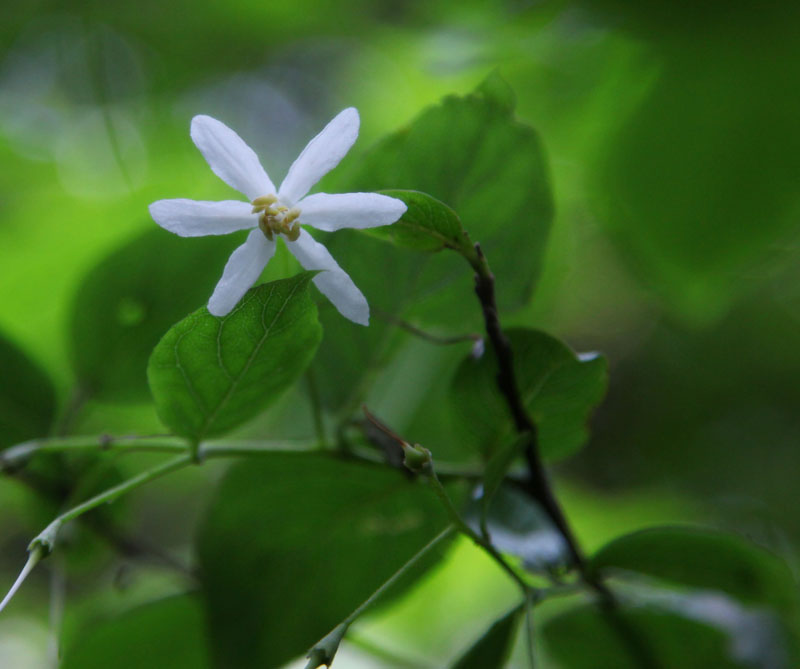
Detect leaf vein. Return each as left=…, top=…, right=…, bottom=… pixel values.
left=197, top=280, right=304, bottom=439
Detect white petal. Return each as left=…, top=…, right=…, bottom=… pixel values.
left=191, top=115, right=276, bottom=201
left=288, top=229, right=368, bottom=325
left=149, top=199, right=256, bottom=237
left=208, top=229, right=276, bottom=317
left=278, top=108, right=359, bottom=205
left=297, top=192, right=407, bottom=232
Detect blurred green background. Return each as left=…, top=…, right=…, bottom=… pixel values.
left=1, top=0, right=799, bottom=666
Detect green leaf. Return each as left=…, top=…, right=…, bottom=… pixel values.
left=70, top=227, right=242, bottom=401
left=0, top=331, right=125, bottom=537
left=592, top=34, right=800, bottom=324
left=0, top=332, right=56, bottom=449
left=450, top=328, right=608, bottom=461
left=197, top=453, right=451, bottom=668
left=589, top=526, right=799, bottom=613
left=308, top=229, right=420, bottom=414
left=541, top=603, right=745, bottom=669
left=451, top=604, right=522, bottom=669
left=469, top=484, right=569, bottom=572
left=367, top=190, right=472, bottom=255
left=147, top=273, right=322, bottom=440
left=330, top=75, right=554, bottom=321
left=474, top=70, right=516, bottom=114
left=306, top=191, right=472, bottom=416
left=61, top=595, right=210, bottom=669
left=308, top=76, right=554, bottom=414
left=481, top=433, right=529, bottom=517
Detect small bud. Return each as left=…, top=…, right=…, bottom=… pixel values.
left=305, top=622, right=347, bottom=669
left=402, top=442, right=432, bottom=473
left=305, top=648, right=329, bottom=669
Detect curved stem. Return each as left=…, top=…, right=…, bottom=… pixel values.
left=1, top=435, right=486, bottom=481
left=426, top=467, right=532, bottom=597
left=468, top=243, right=586, bottom=570
left=305, top=367, right=328, bottom=448
left=372, top=306, right=481, bottom=346
left=29, top=454, right=192, bottom=557
left=0, top=546, right=44, bottom=614
left=0, top=454, right=193, bottom=616
left=0, top=435, right=188, bottom=471
left=305, top=526, right=455, bottom=669
left=523, top=594, right=536, bottom=669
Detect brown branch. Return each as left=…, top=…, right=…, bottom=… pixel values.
left=468, top=243, right=659, bottom=669
left=470, top=243, right=585, bottom=569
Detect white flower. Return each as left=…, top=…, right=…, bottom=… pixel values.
left=149, top=108, right=406, bottom=325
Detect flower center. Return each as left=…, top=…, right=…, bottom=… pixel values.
left=252, top=195, right=301, bottom=242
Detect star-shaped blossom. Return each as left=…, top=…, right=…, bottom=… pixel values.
left=149, top=108, right=406, bottom=325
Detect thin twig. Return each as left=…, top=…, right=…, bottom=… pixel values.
left=305, top=526, right=455, bottom=669
left=362, top=406, right=533, bottom=598
left=372, top=306, right=481, bottom=346
left=0, top=434, right=485, bottom=483
left=0, top=435, right=187, bottom=471
left=523, top=594, right=536, bottom=669
left=53, top=385, right=90, bottom=439
left=29, top=455, right=193, bottom=556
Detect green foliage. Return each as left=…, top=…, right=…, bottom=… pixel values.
left=592, top=24, right=800, bottom=322
left=2, top=7, right=800, bottom=666
left=577, top=296, right=800, bottom=536
left=481, top=433, right=529, bottom=519
left=451, top=604, right=522, bottom=668
left=474, top=71, right=516, bottom=114
left=542, top=604, right=745, bottom=669
left=369, top=189, right=472, bottom=255
left=0, top=332, right=56, bottom=448
left=329, top=75, right=554, bottom=323
left=147, top=273, right=322, bottom=440
left=307, top=190, right=473, bottom=416
left=473, top=484, right=568, bottom=572
left=70, top=228, right=241, bottom=401
left=310, top=76, right=556, bottom=418
left=196, top=453, right=450, bottom=668
left=61, top=595, right=210, bottom=669
left=590, top=526, right=799, bottom=613
left=307, top=229, right=418, bottom=413
left=450, top=328, right=608, bottom=461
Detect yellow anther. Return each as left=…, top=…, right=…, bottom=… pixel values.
left=251, top=194, right=278, bottom=213
left=254, top=196, right=302, bottom=242
left=252, top=194, right=277, bottom=206
left=285, top=221, right=301, bottom=241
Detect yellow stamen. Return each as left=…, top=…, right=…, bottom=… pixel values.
left=251, top=194, right=278, bottom=213
left=285, top=221, right=301, bottom=241
left=253, top=195, right=302, bottom=242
